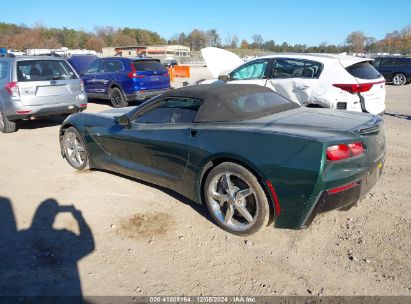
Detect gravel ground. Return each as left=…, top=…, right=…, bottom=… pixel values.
left=0, top=67, right=410, bottom=296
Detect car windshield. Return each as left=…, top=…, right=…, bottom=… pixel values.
left=17, top=60, right=77, bottom=82
left=68, top=56, right=98, bottom=74
left=133, top=60, right=166, bottom=71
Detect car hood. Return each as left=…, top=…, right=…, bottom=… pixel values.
left=201, top=47, right=244, bottom=78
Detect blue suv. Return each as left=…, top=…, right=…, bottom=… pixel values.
left=79, top=57, right=171, bottom=107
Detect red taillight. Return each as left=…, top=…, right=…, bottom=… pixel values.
left=348, top=142, right=365, bottom=156
left=80, top=104, right=87, bottom=107
left=80, top=79, right=84, bottom=91
left=326, top=144, right=351, bottom=161
left=16, top=110, right=32, bottom=114
left=163, top=73, right=169, bottom=77
left=128, top=64, right=145, bottom=78
left=128, top=64, right=137, bottom=78
left=326, top=142, right=365, bottom=161
left=333, top=80, right=385, bottom=94
left=5, top=82, right=19, bottom=97
left=328, top=182, right=359, bottom=194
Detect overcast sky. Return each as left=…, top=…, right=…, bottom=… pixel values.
left=1, top=0, right=409, bottom=45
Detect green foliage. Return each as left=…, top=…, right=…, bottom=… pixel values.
left=0, top=23, right=167, bottom=51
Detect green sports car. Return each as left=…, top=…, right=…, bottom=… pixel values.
left=59, top=84, right=385, bottom=235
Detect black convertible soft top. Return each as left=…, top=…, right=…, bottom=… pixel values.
left=162, top=84, right=299, bottom=123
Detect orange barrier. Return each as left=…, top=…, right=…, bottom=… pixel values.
left=166, top=67, right=174, bottom=82
left=173, top=65, right=191, bottom=78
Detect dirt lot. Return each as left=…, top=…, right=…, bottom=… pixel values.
left=0, top=67, right=410, bottom=296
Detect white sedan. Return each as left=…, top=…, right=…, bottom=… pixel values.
left=199, top=48, right=386, bottom=115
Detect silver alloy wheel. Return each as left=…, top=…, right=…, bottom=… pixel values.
left=0, top=110, right=4, bottom=130
left=393, top=74, right=406, bottom=86
left=63, top=131, right=86, bottom=168
left=207, top=172, right=258, bottom=231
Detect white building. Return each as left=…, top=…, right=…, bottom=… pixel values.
left=25, top=47, right=99, bottom=57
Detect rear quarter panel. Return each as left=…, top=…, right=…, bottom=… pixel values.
left=183, top=127, right=325, bottom=229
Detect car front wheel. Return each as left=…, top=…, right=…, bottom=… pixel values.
left=62, top=127, right=89, bottom=170
left=392, top=73, right=407, bottom=86
left=204, top=162, right=271, bottom=236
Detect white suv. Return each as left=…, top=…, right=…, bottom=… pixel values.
left=200, top=48, right=386, bottom=115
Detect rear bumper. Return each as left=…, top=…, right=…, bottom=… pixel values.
left=125, top=88, right=171, bottom=101
left=6, top=103, right=87, bottom=120
left=302, top=158, right=384, bottom=228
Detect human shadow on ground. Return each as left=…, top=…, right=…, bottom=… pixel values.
left=0, top=197, right=94, bottom=303
left=384, top=112, right=411, bottom=121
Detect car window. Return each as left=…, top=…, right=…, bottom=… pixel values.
left=230, top=60, right=268, bottom=80
left=302, top=60, right=322, bottom=78
left=17, top=60, right=77, bottom=82
left=133, top=60, right=166, bottom=71
left=346, top=62, right=381, bottom=80
left=100, top=60, right=124, bottom=73
left=372, top=58, right=381, bottom=67
left=87, top=60, right=100, bottom=73
left=380, top=58, right=396, bottom=66
left=393, top=58, right=405, bottom=65
left=0, top=61, right=8, bottom=80
left=134, top=98, right=202, bottom=124
left=271, top=59, right=306, bottom=78
left=232, top=92, right=291, bottom=113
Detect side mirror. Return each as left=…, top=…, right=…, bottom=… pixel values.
left=218, top=74, right=230, bottom=82
left=114, top=114, right=131, bottom=128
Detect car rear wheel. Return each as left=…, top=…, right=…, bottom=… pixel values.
left=392, top=73, right=407, bottom=86
left=204, top=162, right=270, bottom=236
left=110, top=87, right=128, bottom=108
left=62, top=127, right=89, bottom=170
left=0, top=108, right=17, bottom=133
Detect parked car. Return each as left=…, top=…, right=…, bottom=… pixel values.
left=67, top=54, right=99, bottom=75
left=59, top=84, right=385, bottom=235
left=0, top=56, right=87, bottom=133
left=200, top=48, right=386, bottom=115
left=372, top=56, right=411, bottom=86
left=163, top=58, right=178, bottom=68
left=81, top=57, right=171, bottom=108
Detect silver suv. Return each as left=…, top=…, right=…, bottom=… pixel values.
left=0, top=56, right=87, bottom=133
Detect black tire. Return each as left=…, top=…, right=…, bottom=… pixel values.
left=392, top=73, right=407, bottom=86
left=109, top=87, right=128, bottom=108
left=61, top=127, right=90, bottom=170
left=203, top=162, right=270, bottom=236
left=0, top=107, right=17, bottom=133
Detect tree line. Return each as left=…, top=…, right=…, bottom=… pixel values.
left=1, top=22, right=410, bottom=55
left=0, top=23, right=166, bottom=52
